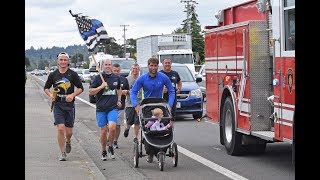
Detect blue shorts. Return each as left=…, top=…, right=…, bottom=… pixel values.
left=96, top=109, right=118, bottom=128
left=53, top=102, right=75, bottom=128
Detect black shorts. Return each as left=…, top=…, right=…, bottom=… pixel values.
left=53, top=102, right=75, bottom=128
left=125, top=107, right=140, bottom=125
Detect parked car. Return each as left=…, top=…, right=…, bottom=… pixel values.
left=111, top=58, right=136, bottom=77
left=194, top=64, right=203, bottom=76
left=88, top=58, right=136, bottom=103
left=195, top=64, right=206, bottom=98
left=49, top=66, right=58, bottom=74
left=138, top=63, right=204, bottom=120
left=74, top=68, right=83, bottom=76
left=80, top=69, right=91, bottom=83
left=34, top=70, right=43, bottom=76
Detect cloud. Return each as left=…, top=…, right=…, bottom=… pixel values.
left=25, top=0, right=248, bottom=50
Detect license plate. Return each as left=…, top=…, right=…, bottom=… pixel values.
left=176, top=102, right=181, bottom=108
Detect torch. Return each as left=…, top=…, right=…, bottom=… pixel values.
left=50, top=88, right=60, bottom=112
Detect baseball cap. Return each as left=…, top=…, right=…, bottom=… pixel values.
left=57, top=52, right=69, bottom=59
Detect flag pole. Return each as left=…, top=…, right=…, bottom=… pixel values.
left=91, top=52, right=106, bottom=83
left=69, top=10, right=108, bottom=87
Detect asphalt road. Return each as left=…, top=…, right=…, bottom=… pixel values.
left=30, top=73, right=295, bottom=180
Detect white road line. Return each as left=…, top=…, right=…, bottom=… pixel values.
left=205, top=120, right=219, bottom=126
left=75, top=97, right=96, bottom=108
left=37, top=75, right=248, bottom=180
left=178, top=145, right=249, bottom=180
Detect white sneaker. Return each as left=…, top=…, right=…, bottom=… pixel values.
left=108, top=147, right=115, bottom=159
left=101, top=150, right=107, bottom=161
left=59, top=152, right=67, bottom=161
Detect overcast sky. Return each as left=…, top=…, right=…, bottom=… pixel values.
left=25, top=0, right=248, bottom=50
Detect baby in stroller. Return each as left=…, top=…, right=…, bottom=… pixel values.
left=145, top=108, right=171, bottom=131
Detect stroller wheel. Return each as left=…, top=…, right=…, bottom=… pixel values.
left=171, top=142, right=178, bottom=167
left=158, top=152, right=165, bottom=171
left=133, top=141, right=139, bottom=168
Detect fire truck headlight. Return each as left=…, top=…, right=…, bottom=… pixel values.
left=190, top=89, right=202, bottom=98
left=273, top=78, right=279, bottom=86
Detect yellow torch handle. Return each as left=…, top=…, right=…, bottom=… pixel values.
left=50, top=88, right=60, bottom=112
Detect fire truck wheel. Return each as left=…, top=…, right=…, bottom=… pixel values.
left=221, top=97, right=242, bottom=155
left=220, top=126, right=225, bottom=145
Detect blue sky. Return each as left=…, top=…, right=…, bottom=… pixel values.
left=25, top=0, right=247, bottom=50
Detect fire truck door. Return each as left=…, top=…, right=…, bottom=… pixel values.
left=217, top=29, right=237, bottom=120
left=205, top=32, right=219, bottom=122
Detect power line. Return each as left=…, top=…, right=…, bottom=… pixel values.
left=120, top=24, right=129, bottom=58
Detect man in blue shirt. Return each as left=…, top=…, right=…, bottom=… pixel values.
left=130, top=57, right=175, bottom=163
left=130, top=57, right=175, bottom=113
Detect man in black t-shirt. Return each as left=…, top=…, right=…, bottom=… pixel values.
left=160, top=58, right=182, bottom=121
left=112, top=63, right=129, bottom=149
left=89, top=59, right=122, bottom=161
left=44, top=52, right=84, bottom=161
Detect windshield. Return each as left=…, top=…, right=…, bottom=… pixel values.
left=195, top=65, right=202, bottom=73
left=159, top=54, right=193, bottom=64
left=140, top=65, right=195, bottom=82
left=83, top=69, right=90, bottom=74
left=75, top=69, right=83, bottom=74
left=112, top=59, right=135, bottom=69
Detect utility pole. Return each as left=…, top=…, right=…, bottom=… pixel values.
left=120, top=24, right=129, bottom=58
left=180, top=0, right=198, bottom=34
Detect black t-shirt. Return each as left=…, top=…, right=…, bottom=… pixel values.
left=159, top=70, right=181, bottom=101
left=44, top=69, right=84, bottom=103
left=119, top=75, right=129, bottom=110
left=90, top=72, right=121, bottom=112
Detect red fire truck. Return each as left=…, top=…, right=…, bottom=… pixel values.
left=204, top=0, right=295, bottom=157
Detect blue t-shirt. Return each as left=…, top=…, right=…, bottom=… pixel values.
left=90, top=72, right=121, bottom=112
left=130, top=72, right=175, bottom=107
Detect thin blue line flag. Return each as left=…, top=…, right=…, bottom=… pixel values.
left=70, top=10, right=110, bottom=52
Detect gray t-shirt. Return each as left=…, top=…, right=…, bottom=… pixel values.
left=125, top=75, right=142, bottom=107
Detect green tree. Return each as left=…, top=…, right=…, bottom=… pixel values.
left=176, top=4, right=204, bottom=64
left=126, top=38, right=137, bottom=59
left=25, top=56, right=30, bottom=67
left=105, top=38, right=122, bottom=57
left=38, top=60, right=49, bottom=70
left=82, top=60, right=90, bottom=69
left=173, top=27, right=185, bottom=34
left=70, top=53, right=84, bottom=64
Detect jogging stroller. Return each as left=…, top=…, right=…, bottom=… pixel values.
left=133, top=98, right=178, bottom=171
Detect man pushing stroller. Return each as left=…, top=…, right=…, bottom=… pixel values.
left=130, top=57, right=175, bottom=163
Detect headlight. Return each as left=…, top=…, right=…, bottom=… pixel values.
left=190, top=89, right=202, bottom=98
